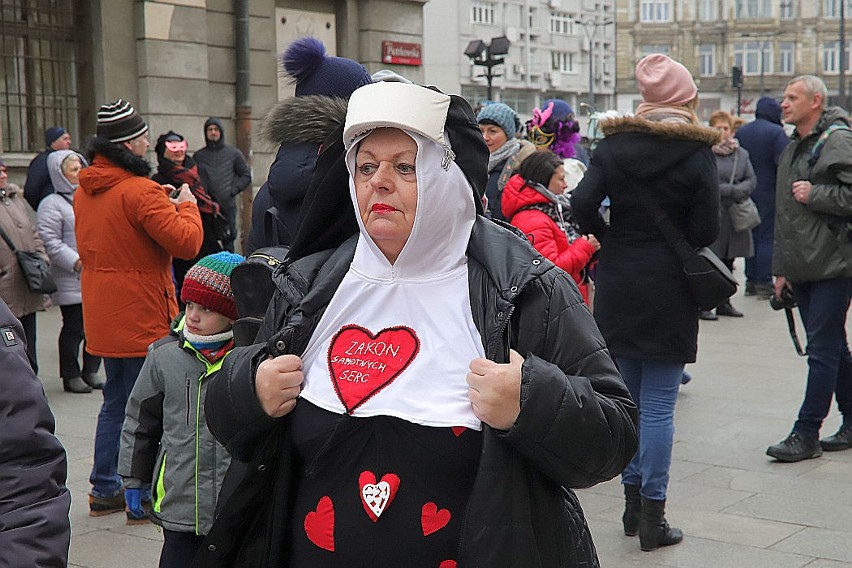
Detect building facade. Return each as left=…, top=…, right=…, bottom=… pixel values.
left=424, top=0, right=617, bottom=122
left=616, top=1, right=851, bottom=121
left=0, top=0, right=428, bottom=251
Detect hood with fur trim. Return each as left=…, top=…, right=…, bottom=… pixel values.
left=599, top=116, right=721, bottom=180
left=83, top=135, right=152, bottom=180
left=258, top=95, right=349, bottom=149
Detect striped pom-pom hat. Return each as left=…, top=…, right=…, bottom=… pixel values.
left=180, top=252, right=245, bottom=320
left=96, top=99, right=148, bottom=143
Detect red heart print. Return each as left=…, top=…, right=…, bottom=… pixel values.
left=451, top=426, right=467, bottom=437
left=359, top=470, right=401, bottom=522
left=328, top=324, right=420, bottom=413
left=421, top=502, right=451, bottom=536
left=439, top=561, right=457, bottom=568
left=304, top=496, right=334, bottom=552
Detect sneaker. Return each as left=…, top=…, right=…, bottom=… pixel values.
left=820, top=423, right=852, bottom=452
left=766, top=432, right=823, bottom=462
left=126, top=507, right=151, bottom=525
left=89, top=492, right=125, bottom=517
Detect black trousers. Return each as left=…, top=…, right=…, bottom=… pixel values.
left=19, top=311, right=37, bottom=374
left=58, top=303, right=101, bottom=379
left=160, top=530, right=205, bottom=568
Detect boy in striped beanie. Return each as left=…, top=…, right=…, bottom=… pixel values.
left=118, top=251, right=244, bottom=564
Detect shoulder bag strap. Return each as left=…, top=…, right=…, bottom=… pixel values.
left=604, top=145, right=696, bottom=264
left=729, top=151, right=738, bottom=186
left=0, top=224, right=17, bottom=252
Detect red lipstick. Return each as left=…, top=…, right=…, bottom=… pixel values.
left=371, top=203, right=397, bottom=213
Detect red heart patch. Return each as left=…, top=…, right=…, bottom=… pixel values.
left=328, top=324, right=420, bottom=413
left=439, top=561, right=457, bottom=568
left=304, top=496, right=334, bottom=552
left=359, top=470, right=401, bottom=522
left=451, top=426, right=467, bottom=437
left=421, top=502, right=451, bottom=536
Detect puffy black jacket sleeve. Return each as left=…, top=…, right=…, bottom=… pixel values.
left=499, top=268, right=637, bottom=488
left=0, top=300, right=71, bottom=567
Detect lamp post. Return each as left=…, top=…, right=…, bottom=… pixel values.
left=464, top=36, right=511, bottom=101
left=840, top=0, right=846, bottom=108
left=574, top=17, right=613, bottom=107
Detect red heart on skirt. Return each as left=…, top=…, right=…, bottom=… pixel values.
left=421, top=502, right=452, bottom=536
left=359, top=470, right=401, bottom=522
left=439, top=561, right=458, bottom=568
left=451, top=426, right=467, bottom=437
left=328, top=324, right=420, bottom=413
left=304, top=496, right=334, bottom=552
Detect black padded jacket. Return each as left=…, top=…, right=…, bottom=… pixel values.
left=195, top=217, right=638, bottom=568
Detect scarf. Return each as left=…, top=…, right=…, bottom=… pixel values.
left=297, top=131, right=485, bottom=430
left=634, top=102, right=698, bottom=125
left=155, top=156, right=221, bottom=216
left=712, top=136, right=739, bottom=156
left=487, top=138, right=520, bottom=173
left=183, top=328, right=234, bottom=363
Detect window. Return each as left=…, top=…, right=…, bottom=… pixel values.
left=528, top=7, right=537, bottom=28
left=1, top=1, right=80, bottom=153
left=699, top=44, right=715, bottom=76
left=733, top=41, right=772, bottom=75
left=736, top=0, right=772, bottom=18
left=471, top=2, right=495, bottom=24
left=640, top=44, right=671, bottom=58
left=461, top=84, right=490, bottom=108
left=500, top=90, right=533, bottom=114
left=824, top=0, right=852, bottom=18
left=779, top=42, right=795, bottom=74
left=550, top=12, right=574, bottom=35
left=698, top=0, right=717, bottom=21
left=780, top=0, right=795, bottom=19
left=822, top=41, right=852, bottom=73
left=552, top=51, right=576, bottom=73
left=640, top=1, right=671, bottom=22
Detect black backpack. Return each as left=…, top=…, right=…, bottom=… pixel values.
left=229, top=246, right=289, bottom=346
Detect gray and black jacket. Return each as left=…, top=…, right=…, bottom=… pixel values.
left=774, top=107, right=852, bottom=282
left=119, top=318, right=232, bottom=535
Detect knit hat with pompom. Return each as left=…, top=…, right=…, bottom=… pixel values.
left=283, top=36, right=372, bottom=99
left=180, top=252, right=245, bottom=320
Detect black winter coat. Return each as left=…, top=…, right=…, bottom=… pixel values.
left=572, top=117, right=720, bottom=363
left=195, top=217, right=638, bottom=568
left=0, top=299, right=71, bottom=567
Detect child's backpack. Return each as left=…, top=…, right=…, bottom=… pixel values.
left=230, top=246, right=289, bottom=346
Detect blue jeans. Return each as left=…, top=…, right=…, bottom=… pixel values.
left=90, top=356, right=145, bottom=497
left=745, top=199, right=775, bottom=286
left=617, top=358, right=683, bottom=501
left=791, top=278, right=852, bottom=438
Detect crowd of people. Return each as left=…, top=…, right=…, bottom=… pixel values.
left=3, top=34, right=852, bottom=567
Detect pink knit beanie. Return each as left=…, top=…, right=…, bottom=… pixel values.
left=635, top=54, right=697, bottom=106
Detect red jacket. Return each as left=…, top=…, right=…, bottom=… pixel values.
left=75, top=155, right=203, bottom=357
left=501, top=174, right=595, bottom=302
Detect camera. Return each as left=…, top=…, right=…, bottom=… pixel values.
left=169, top=186, right=182, bottom=199
left=769, top=287, right=796, bottom=311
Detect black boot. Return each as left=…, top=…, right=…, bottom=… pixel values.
left=622, top=484, right=641, bottom=536
left=639, top=497, right=683, bottom=551
left=82, top=372, right=104, bottom=389
left=63, top=376, right=93, bottom=394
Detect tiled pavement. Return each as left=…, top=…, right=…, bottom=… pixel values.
left=36, top=265, right=851, bottom=567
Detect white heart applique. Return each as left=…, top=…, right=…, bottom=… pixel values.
left=358, top=471, right=400, bottom=522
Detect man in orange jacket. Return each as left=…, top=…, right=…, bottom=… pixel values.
left=75, top=99, right=203, bottom=516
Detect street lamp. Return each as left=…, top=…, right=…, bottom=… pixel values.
left=464, top=36, right=511, bottom=101
left=574, top=17, right=613, bottom=107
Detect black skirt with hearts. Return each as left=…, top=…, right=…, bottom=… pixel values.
left=288, top=400, right=482, bottom=568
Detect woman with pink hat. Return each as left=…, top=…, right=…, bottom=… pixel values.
left=572, top=53, right=722, bottom=551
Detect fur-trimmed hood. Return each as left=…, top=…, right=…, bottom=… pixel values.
left=601, top=115, right=721, bottom=146
left=598, top=115, right=721, bottom=181
left=258, top=95, right=349, bottom=148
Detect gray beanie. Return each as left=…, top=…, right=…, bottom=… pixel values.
left=477, top=102, right=519, bottom=139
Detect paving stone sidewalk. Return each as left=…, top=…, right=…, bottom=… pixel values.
left=35, top=272, right=851, bottom=567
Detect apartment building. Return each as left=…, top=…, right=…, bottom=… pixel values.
left=424, top=0, right=617, bottom=121
left=616, top=1, right=851, bottom=120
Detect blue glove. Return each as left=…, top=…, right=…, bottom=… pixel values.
left=124, top=488, right=145, bottom=517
